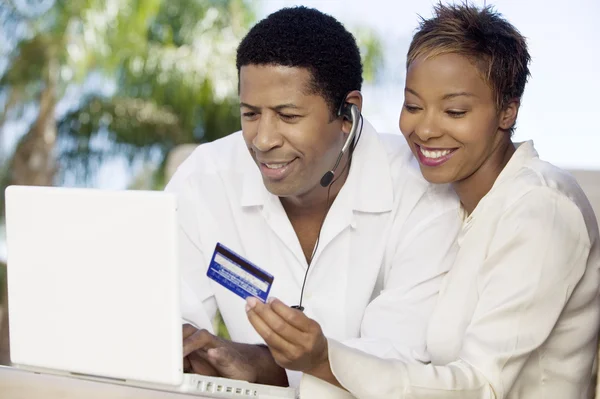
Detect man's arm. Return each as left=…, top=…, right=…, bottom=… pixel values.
left=166, top=167, right=291, bottom=386
left=245, top=298, right=338, bottom=386
left=165, top=170, right=219, bottom=330
left=244, top=189, right=461, bottom=392
left=166, top=172, right=289, bottom=384
left=182, top=324, right=289, bottom=386
left=229, top=343, right=289, bottom=386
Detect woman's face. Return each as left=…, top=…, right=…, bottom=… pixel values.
left=400, top=53, right=517, bottom=184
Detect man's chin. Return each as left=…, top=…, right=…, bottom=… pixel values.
left=262, top=179, right=294, bottom=197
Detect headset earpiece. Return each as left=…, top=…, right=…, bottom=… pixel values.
left=337, top=101, right=354, bottom=121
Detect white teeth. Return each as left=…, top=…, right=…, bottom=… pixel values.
left=265, top=162, right=289, bottom=169
left=420, top=147, right=452, bottom=159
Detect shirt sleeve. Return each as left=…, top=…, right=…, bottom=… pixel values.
left=165, top=169, right=218, bottom=332
left=328, top=187, right=593, bottom=399
left=343, top=187, right=461, bottom=363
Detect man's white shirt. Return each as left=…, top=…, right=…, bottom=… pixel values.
left=165, top=120, right=461, bottom=386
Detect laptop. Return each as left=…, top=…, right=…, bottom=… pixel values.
left=4, top=185, right=296, bottom=399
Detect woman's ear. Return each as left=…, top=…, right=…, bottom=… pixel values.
left=499, top=99, right=520, bottom=131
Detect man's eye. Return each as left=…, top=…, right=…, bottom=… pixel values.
left=280, top=114, right=300, bottom=121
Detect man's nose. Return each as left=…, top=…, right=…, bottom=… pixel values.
left=252, top=116, right=284, bottom=152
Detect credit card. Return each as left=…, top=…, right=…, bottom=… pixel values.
left=207, top=243, right=274, bottom=303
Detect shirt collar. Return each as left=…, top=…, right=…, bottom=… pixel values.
left=494, top=140, right=538, bottom=186
left=461, top=140, right=538, bottom=222
left=347, top=118, right=394, bottom=212
left=240, top=118, right=394, bottom=213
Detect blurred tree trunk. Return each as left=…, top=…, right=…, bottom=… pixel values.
left=0, top=60, right=57, bottom=366
left=9, top=58, right=58, bottom=187
left=0, top=262, right=8, bottom=365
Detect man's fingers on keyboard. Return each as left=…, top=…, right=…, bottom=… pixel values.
left=182, top=323, right=198, bottom=340
left=207, top=347, right=232, bottom=368
left=183, top=356, right=192, bottom=373
left=188, top=351, right=219, bottom=377
left=183, top=329, right=217, bottom=357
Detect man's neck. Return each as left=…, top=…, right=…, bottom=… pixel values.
left=280, top=162, right=350, bottom=218
left=280, top=165, right=350, bottom=264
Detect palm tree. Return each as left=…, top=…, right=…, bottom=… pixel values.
left=55, top=0, right=255, bottom=189
left=0, top=0, right=256, bottom=365
left=0, top=0, right=255, bottom=191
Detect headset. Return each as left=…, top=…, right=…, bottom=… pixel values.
left=319, top=102, right=361, bottom=187
left=291, top=97, right=364, bottom=311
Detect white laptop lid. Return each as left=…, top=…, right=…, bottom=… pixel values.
left=4, top=186, right=183, bottom=386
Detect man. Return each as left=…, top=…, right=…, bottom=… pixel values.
left=166, top=6, right=460, bottom=388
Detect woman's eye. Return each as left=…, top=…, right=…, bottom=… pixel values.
left=446, top=110, right=467, bottom=118
left=403, top=104, right=421, bottom=113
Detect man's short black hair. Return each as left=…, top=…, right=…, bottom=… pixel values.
left=236, top=6, right=363, bottom=116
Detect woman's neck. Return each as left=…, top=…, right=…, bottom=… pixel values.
left=452, top=139, right=516, bottom=215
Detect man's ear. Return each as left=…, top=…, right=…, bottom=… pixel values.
left=499, top=99, right=520, bottom=131
left=340, top=90, right=362, bottom=134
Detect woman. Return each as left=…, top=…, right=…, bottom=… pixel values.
left=246, top=3, right=600, bottom=398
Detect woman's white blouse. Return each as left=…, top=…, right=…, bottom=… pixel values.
left=320, top=141, right=600, bottom=399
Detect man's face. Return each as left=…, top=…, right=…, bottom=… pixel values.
left=240, top=64, right=345, bottom=199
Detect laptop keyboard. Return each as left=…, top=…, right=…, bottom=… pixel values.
left=181, top=373, right=297, bottom=398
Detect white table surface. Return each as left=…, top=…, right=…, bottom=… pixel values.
left=0, top=365, right=212, bottom=399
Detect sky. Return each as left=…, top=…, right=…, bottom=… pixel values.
left=259, top=0, right=600, bottom=170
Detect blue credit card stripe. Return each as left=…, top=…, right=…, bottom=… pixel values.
left=215, top=244, right=274, bottom=284
left=214, top=253, right=269, bottom=291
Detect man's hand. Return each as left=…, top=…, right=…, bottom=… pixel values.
left=245, top=297, right=330, bottom=374
left=246, top=298, right=343, bottom=388
left=182, top=324, right=218, bottom=376
left=182, top=324, right=257, bottom=382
